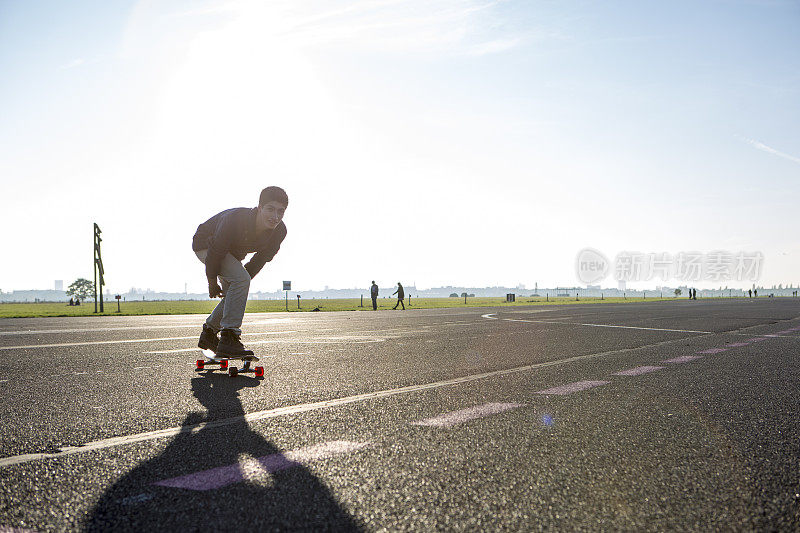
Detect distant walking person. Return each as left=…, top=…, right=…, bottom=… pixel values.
left=370, top=281, right=379, bottom=310
left=749, top=289, right=753, bottom=298
left=392, top=282, right=405, bottom=310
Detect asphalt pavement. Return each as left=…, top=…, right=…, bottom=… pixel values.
left=0, top=298, right=799, bottom=531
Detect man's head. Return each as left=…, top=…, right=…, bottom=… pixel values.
left=372, top=281, right=375, bottom=285
left=256, top=186, right=288, bottom=231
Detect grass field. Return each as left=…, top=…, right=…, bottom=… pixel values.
left=0, top=295, right=708, bottom=318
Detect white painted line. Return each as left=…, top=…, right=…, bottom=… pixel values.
left=725, top=342, right=750, bottom=348
left=0, top=331, right=297, bottom=351
left=145, top=336, right=385, bottom=355
left=697, top=348, right=727, bottom=354
left=535, top=380, right=610, bottom=395
left=490, top=316, right=712, bottom=334
left=0, top=319, right=292, bottom=336
left=612, top=365, right=664, bottom=376
left=662, top=355, right=702, bottom=364
left=0, top=345, right=644, bottom=467
left=154, top=441, right=371, bottom=491
left=745, top=337, right=768, bottom=342
left=412, top=403, right=524, bottom=427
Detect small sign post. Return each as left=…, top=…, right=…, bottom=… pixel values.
left=283, top=281, right=291, bottom=311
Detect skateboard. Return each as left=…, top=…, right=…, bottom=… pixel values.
left=195, top=348, right=265, bottom=378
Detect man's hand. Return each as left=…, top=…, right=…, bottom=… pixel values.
left=208, top=280, right=224, bottom=298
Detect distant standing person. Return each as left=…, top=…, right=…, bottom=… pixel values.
left=749, top=289, right=752, bottom=298
left=392, top=282, right=405, bottom=310
left=370, top=281, right=379, bottom=310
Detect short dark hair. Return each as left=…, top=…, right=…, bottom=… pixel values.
left=259, top=186, right=289, bottom=208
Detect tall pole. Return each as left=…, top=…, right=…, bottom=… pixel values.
left=93, top=227, right=98, bottom=313
left=94, top=223, right=105, bottom=313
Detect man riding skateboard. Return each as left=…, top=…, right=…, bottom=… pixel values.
left=193, top=186, right=288, bottom=356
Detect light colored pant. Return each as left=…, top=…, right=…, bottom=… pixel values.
left=195, top=249, right=250, bottom=336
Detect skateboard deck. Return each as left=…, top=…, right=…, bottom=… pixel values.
left=196, top=348, right=264, bottom=378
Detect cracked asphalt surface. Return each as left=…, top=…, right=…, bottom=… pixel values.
left=1, top=298, right=799, bottom=531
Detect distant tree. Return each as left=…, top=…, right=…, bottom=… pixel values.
left=461, top=292, right=468, bottom=298
left=468, top=294, right=475, bottom=297
left=67, top=278, right=94, bottom=301
left=450, top=293, right=459, bottom=298
left=674, top=289, right=682, bottom=297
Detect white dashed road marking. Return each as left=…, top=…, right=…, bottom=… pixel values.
left=154, top=441, right=371, bottom=491
left=662, top=355, right=703, bottom=364
left=612, top=366, right=664, bottom=376
left=535, top=380, right=610, bottom=396
left=412, top=403, right=524, bottom=427
left=697, top=348, right=727, bottom=354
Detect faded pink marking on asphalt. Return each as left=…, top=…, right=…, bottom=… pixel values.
left=697, top=348, right=728, bottom=354
left=412, top=402, right=524, bottom=427
left=154, top=441, right=370, bottom=491
left=662, top=355, right=703, bottom=364
left=612, top=366, right=664, bottom=376
left=535, top=380, right=609, bottom=396
left=725, top=342, right=750, bottom=348
left=746, top=337, right=768, bottom=342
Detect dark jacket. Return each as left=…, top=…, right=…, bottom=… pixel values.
left=394, top=285, right=404, bottom=299
left=370, top=284, right=378, bottom=298
left=193, top=207, right=287, bottom=281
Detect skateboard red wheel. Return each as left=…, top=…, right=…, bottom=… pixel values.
left=254, top=366, right=264, bottom=378
left=220, top=360, right=228, bottom=370
left=196, top=360, right=205, bottom=369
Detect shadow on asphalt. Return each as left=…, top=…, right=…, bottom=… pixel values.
left=85, top=373, right=363, bottom=531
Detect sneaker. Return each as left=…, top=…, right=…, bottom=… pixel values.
left=217, top=329, right=251, bottom=356
left=198, top=324, right=219, bottom=352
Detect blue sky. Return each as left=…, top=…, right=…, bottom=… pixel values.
left=1, top=0, right=798, bottom=293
